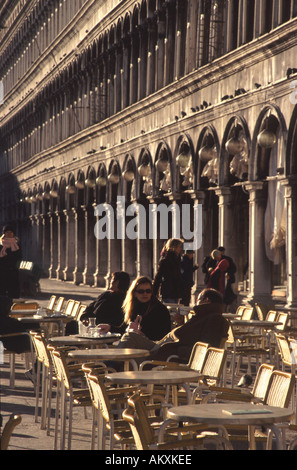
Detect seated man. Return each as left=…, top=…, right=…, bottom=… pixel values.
left=114, top=288, right=229, bottom=364
left=65, top=271, right=130, bottom=334
left=0, top=295, right=34, bottom=353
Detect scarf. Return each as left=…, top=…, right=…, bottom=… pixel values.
left=0, top=235, right=19, bottom=258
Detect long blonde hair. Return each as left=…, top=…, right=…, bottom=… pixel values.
left=122, top=276, right=153, bottom=324
left=161, top=238, right=183, bottom=255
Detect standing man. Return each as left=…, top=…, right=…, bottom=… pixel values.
left=180, top=250, right=199, bottom=306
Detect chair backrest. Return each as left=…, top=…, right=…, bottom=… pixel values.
left=251, top=363, right=275, bottom=401
left=275, top=312, right=289, bottom=331
left=241, top=307, right=254, bottom=320
left=255, top=303, right=275, bottom=321
left=235, top=306, right=245, bottom=317
left=264, top=370, right=295, bottom=408
left=122, top=392, right=155, bottom=450
left=187, top=342, right=209, bottom=372
left=76, top=305, right=87, bottom=322
left=48, top=347, right=71, bottom=390
left=63, top=299, right=75, bottom=315
left=0, top=414, right=22, bottom=450
left=84, top=373, right=112, bottom=423
left=11, top=302, right=40, bottom=310
left=265, top=310, right=277, bottom=322
left=200, top=347, right=227, bottom=385
left=47, top=295, right=57, bottom=310
left=30, top=332, right=51, bottom=368
left=275, top=333, right=296, bottom=370
left=71, top=301, right=81, bottom=319
left=55, top=297, right=65, bottom=312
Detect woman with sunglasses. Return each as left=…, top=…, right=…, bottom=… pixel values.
left=98, top=276, right=171, bottom=341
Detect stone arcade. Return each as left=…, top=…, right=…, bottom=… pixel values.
left=1, top=0, right=297, bottom=308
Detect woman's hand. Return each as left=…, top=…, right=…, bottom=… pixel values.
left=97, top=323, right=111, bottom=333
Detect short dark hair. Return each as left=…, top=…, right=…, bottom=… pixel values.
left=112, top=272, right=130, bottom=292
left=217, top=246, right=225, bottom=252
left=199, top=288, right=223, bottom=304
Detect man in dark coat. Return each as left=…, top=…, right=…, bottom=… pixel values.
left=115, top=288, right=229, bottom=364
left=0, top=225, right=22, bottom=299
left=180, top=250, right=199, bottom=306
left=65, top=271, right=130, bottom=334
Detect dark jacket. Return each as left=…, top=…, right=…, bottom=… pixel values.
left=150, top=302, right=229, bottom=363
left=0, top=296, right=32, bottom=353
left=153, top=251, right=184, bottom=300
left=0, top=240, right=22, bottom=299
left=110, top=297, right=171, bottom=341
left=180, top=254, right=198, bottom=288
left=80, top=291, right=125, bottom=327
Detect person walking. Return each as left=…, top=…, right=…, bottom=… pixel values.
left=152, top=238, right=184, bottom=303
left=0, top=225, right=22, bottom=299
left=180, top=249, right=199, bottom=306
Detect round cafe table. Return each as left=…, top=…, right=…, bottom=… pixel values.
left=48, top=333, right=121, bottom=348
left=67, top=348, right=150, bottom=371
left=17, top=314, right=73, bottom=335
left=162, top=403, right=294, bottom=450
left=106, top=369, right=201, bottom=405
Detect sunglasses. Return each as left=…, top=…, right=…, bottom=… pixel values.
left=135, top=289, right=152, bottom=294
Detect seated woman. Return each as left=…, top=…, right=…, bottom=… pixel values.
left=98, top=276, right=171, bottom=341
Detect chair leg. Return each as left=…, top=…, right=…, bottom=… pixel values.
left=34, top=360, right=41, bottom=423
left=9, top=353, right=15, bottom=388
left=54, top=381, right=61, bottom=450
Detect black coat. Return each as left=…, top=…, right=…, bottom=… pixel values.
left=0, top=241, right=22, bottom=299
left=153, top=251, right=184, bottom=300
left=80, top=291, right=125, bottom=326
left=110, top=297, right=171, bottom=341
left=0, top=296, right=33, bottom=353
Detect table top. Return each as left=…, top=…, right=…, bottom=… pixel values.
left=17, top=314, right=72, bottom=322
left=106, top=369, right=201, bottom=385
left=230, top=319, right=282, bottom=327
left=166, top=403, right=294, bottom=426
left=67, top=348, right=150, bottom=361
left=10, top=309, right=38, bottom=316
left=48, top=334, right=120, bottom=346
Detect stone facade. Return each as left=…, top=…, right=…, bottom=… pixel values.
left=1, top=0, right=297, bottom=307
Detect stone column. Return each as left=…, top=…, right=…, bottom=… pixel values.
left=48, top=211, right=58, bottom=279
left=56, top=210, right=66, bottom=280
left=104, top=203, right=122, bottom=288
left=73, top=206, right=85, bottom=285
left=190, top=191, right=206, bottom=299
left=41, top=213, right=51, bottom=276
left=215, top=187, right=237, bottom=266
left=83, top=205, right=96, bottom=285
left=245, top=181, right=272, bottom=304
left=93, top=203, right=108, bottom=287
left=63, top=209, right=75, bottom=282
left=283, top=178, right=297, bottom=308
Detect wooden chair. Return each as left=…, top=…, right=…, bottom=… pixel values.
left=76, top=304, right=87, bottom=322
left=48, top=346, right=92, bottom=450
left=122, top=392, right=232, bottom=450
left=0, top=414, right=22, bottom=450
left=84, top=371, right=138, bottom=450
left=139, top=341, right=209, bottom=373
left=70, top=300, right=81, bottom=319
left=63, top=299, right=75, bottom=316
left=54, top=297, right=65, bottom=312
left=30, top=332, right=55, bottom=434
left=47, top=296, right=57, bottom=311
left=226, top=324, right=269, bottom=386
left=202, top=363, right=275, bottom=404
left=216, top=369, right=294, bottom=449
